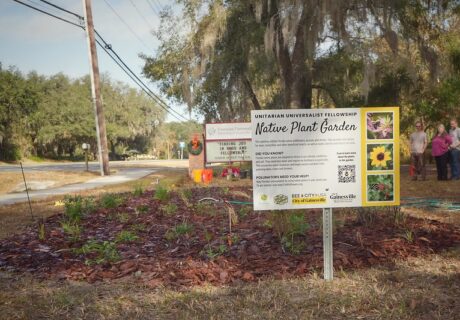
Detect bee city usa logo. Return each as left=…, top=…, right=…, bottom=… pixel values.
left=291, top=192, right=327, bottom=205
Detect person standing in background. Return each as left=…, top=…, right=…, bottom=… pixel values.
left=432, top=124, right=453, bottom=181
left=448, top=118, right=460, bottom=180
left=409, top=121, right=428, bottom=180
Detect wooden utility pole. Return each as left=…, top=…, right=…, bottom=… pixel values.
left=82, top=0, right=110, bottom=176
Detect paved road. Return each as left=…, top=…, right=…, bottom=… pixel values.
left=0, top=160, right=188, bottom=206
left=0, top=159, right=187, bottom=172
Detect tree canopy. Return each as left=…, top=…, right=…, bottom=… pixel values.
left=143, top=0, right=460, bottom=130
left=0, top=65, right=169, bottom=161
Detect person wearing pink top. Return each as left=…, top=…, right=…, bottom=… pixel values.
left=432, top=124, right=453, bottom=180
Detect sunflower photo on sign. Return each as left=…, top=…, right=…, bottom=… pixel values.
left=367, top=143, right=393, bottom=171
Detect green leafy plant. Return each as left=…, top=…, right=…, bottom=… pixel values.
left=132, top=184, right=144, bottom=197
left=402, top=229, right=415, bottom=243
left=391, top=206, right=406, bottom=226
left=61, top=221, right=82, bottom=242
left=135, top=205, right=149, bottom=215
left=100, top=193, right=123, bottom=209
left=202, top=244, right=227, bottom=260
left=162, top=203, right=178, bottom=216
left=38, top=222, right=46, bottom=241
left=357, top=208, right=376, bottom=226
left=63, top=195, right=95, bottom=223
left=115, top=230, right=139, bottom=243
left=76, top=240, right=120, bottom=265
left=154, top=186, right=169, bottom=202
left=179, top=189, right=193, bottom=207
left=164, top=222, right=194, bottom=241
left=115, top=212, right=130, bottom=223
left=268, top=211, right=309, bottom=254
left=130, top=223, right=147, bottom=232
left=238, top=206, right=252, bottom=219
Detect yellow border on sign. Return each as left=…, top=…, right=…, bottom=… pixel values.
left=360, top=107, right=400, bottom=207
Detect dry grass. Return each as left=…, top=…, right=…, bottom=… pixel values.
left=0, top=171, right=99, bottom=195
left=0, top=252, right=459, bottom=319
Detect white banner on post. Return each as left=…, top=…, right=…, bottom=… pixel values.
left=251, top=107, right=400, bottom=210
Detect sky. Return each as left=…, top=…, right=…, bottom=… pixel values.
left=0, top=0, right=192, bottom=122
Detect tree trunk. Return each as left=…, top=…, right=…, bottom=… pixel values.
left=272, top=1, right=312, bottom=109
left=242, top=74, right=261, bottom=110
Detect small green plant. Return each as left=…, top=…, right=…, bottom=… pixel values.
left=391, top=206, right=406, bottom=226
left=357, top=208, right=376, bottom=226
left=402, top=229, right=415, bottom=243
left=115, top=230, right=139, bottom=243
left=222, top=187, right=230, bottom=195
left=63, top=195, right=95, bottom=222
left=179, top=189, right=192, bottom=207
left=268, top=211, right=309, bottom=255
left=154, top=186, right=169, bottom=202
left=238, top=206, right=252, bottom=219
left=132, top=184, right=144, bottom=197
left=100, top=193, right=123, bottom=209
left=202, top=244, right=227, bottom=260
left=135, top=205, right=149, bottom=215
left=116, top=212, right=130, bottom=223
left=61, top=221, right=82, bottom=242
left=162, top=203, right=178, bottom=216
left=38, top=222, right=46, bottom=241
left=76, top=240, right=120, bottom=265
left=194, top=202, right=215, bottom=216
left=164, top=222, right=194, bottom=241
left=130, top=223, right=147, bottom=232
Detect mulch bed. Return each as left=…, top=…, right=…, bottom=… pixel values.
left=1, top=186, right=459, bottom=288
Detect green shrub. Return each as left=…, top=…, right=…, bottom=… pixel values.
left=202, top=244, right=227, bottom=260
left=268, top=211, right=309, bottom=255
left=76, top=240, right=120, bottom=265
left=135, top=205, right=149, bottom=214
left=61, top=221, right=82, bottom=242
left=164, top=222, right=194, bottom=241
left=115, top=230, right=139, bottom=243
left=154, top=186, right=169, bottom=202
left=63, top=195, right=95, bottom=222
left=162, top=203, right=178, bottom=215
left=132, top=184, right=144, bottom=197
left=100, top=193, right=123, bottom=208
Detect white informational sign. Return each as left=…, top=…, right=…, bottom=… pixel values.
left=205, top=122, right=252, bottom=163
left=205, top=140, right=252, bottom=162
left=206, top=123, right=252, bottom=140
left=251, top=107, right=400, bottom=210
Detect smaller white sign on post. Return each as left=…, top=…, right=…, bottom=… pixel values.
left=205, top=122, right=252, bottom=163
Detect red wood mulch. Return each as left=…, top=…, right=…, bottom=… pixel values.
left=0, top=186, right=459, bottom=288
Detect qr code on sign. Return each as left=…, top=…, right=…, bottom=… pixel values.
left=338, top=165, right=355, bottom=183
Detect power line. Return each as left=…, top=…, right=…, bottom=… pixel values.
left=12, top=0, right=83, bottom=29
left=101, top=0, right=154, bottom=52
left=128, top=0, right=154, bottom=30
left=39, top=0, right=82, bottom=19
left=145, top=0, right=159, bottom=17
left=10, top=0, right=188, bottom=122
left=95, top=31, right=189, bottom=121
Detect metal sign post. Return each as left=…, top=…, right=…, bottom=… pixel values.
left=323, top=208, right=333, bottom=281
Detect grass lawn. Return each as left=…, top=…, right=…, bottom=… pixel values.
left=0, top=166, right=459, bottom=319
